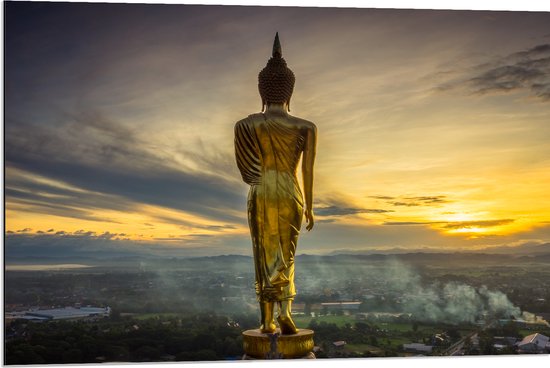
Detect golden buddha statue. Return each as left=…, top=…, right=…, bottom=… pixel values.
left=234, top=33, right=317, bottom=335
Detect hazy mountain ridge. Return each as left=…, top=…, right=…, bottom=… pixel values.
left=328, top=242, right=550, bottom=256
left=5, top=241, right=550, bottom=266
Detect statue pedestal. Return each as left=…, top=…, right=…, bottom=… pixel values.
left=242, top=328, right=315, bottom=359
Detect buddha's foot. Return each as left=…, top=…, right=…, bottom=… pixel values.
left=260, top=322, right=277, bottom=334
left=277, top=315, right=298, bottom=335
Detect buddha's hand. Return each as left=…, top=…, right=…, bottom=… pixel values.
left=305, top=208, right=314, bottom=231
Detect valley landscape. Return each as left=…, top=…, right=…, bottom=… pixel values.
left=5, top=244, right=550, bottom=363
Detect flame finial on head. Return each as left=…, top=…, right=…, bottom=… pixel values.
left=273, top=32, right=282, bottom=58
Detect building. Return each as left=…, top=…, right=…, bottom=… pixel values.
left=356, top=312, right=411, bottom=321
left=431, top=332, right=450, bottom=346
left=18, top=306, right=111, bottom=321
left=290, top=303, right=305, bottom=315
left=493, top=336, right=518, bottom=351
left=403, top=343, right=433, bottom=354
left=517, top=333, right=549, bottom=353
left=332, top=341, right=346, bottom=350
left=321, top=301, right=361, bottom=314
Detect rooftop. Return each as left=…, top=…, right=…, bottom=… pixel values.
left=24, top=306, right=111, bottom=320
left=518, top=333, right=549, bottom=347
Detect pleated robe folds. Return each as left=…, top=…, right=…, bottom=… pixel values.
left=235, top=113, right=305, bottom=302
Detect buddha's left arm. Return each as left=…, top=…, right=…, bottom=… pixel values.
left=302, top=123, right=317, bottom=231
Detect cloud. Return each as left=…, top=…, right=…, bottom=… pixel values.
left=153, top=234, right=215, bottom=242
left=384, top=221, right=438, bottom=226
left=5, top=112, right=246, bottom=224
left=316, top=206, right=392, bottom=217
left=469, top=65, right=545, bottom=95
left=442, top=219, right=515, bottom=230
left=5, top=231, right=152, bottom=260
left=371, top=194, right=450, bottom=207
left=405, top=196, right=449, bottom=204
left=5, top=228, right=254, bottom=260
left=390, top=202, right=421, bottom=207
left=5, top=187, right=126, bottom=223
left=369, top=195, right=395, bottom=200
left=5, top=3, right=257, bottom=225
left=317, top=218, right=337, bottom=224
left=384, top=219, right=515, bottom=231
left=439, top=43, right=550, bottom=101
left=198, top=224, right=237, bottom=230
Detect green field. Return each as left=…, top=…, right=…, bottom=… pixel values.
left=378, top=322, right=414, bottom=332
left=385, top=337, right=413, bottom=348
left=131, top=312, right=184, bottom=320
left=345, top=343, right=383, bottom=354
left=293, top=314, right=356, bottom=328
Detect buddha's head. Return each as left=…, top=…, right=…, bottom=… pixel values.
left=258, top=32, right=295, bottom=112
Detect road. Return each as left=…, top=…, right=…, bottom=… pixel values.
left=442, top=320, right=496, bottom=356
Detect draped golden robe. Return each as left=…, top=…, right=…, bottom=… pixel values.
left=235, top=113, right=305, bottom=302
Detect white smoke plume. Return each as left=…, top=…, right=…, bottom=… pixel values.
left=297, top=256, right=522, bottom=324
left=384, top=260, right=521, bottom=324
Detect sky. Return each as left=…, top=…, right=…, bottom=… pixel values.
left=4, top=1, right=550, bottom=259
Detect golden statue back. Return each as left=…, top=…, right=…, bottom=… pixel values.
left=234, top=33, right=317, bottom=336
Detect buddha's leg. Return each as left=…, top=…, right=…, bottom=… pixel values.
left=275, top=262, right=297, bottom=335
left=260, top=301, right=276, bottom=333
left=277, top=300, right=298, bottom=335
left=275, top=213, right=299, bottom=335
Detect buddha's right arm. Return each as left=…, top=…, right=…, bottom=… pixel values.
left=234, top=119, right=261, bottom=185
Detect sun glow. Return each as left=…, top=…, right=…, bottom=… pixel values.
left=443, top=212, right=477, bottom=223
left=446, top=227, right=488, bottom=235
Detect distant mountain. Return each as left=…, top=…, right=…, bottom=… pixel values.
left=326, top=242, right=550, bottom=257
left=476, top=242, right=550, bottom=255
left=6, top=238, right=549, bottom=268
left=326, top=247, right=451, bottom=256
left=303, top=252, right=530, bottom=265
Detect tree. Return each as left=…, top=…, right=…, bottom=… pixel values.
left=369, top=336, right=379, bottom=346
left=6, top=343, right=45, bottom=365
left=104, top=345, right=129, bottom=361
left=62, top=348, right=83, bottom=363
left=501, top=321, right=520, bottom=338
left=192, top=333, right=217, bottom=351
left=131, top=346, right=161, bottom=362
left=222, top=336, right=241, bottom=357
left=447, top=328, right=461, bottom=341
left=479, top=333, right=495, bottom=355
left=176, top=349, right=218, bottom=361
left=304, top=303, right=312, bottom=317
left=463, top=336, right=473, bottom=355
